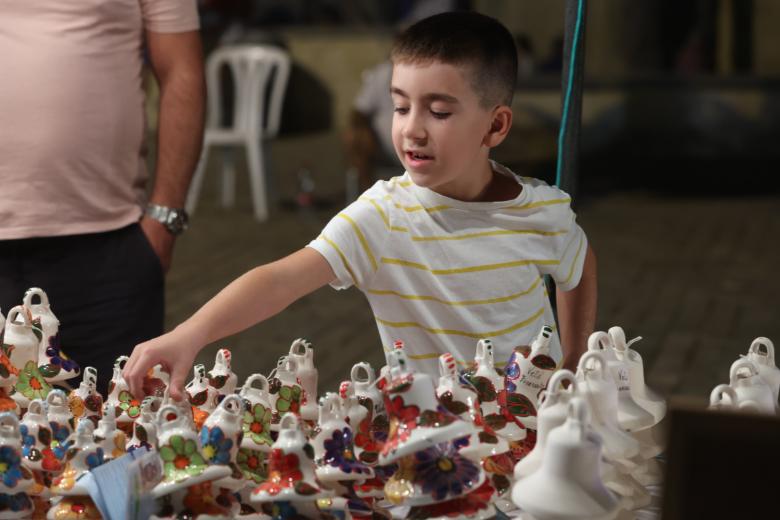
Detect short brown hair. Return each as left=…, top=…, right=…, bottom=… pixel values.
left=391, top=11, right=518, bottom=107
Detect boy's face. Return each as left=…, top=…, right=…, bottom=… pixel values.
left=391, top=61, right=497, bottom=200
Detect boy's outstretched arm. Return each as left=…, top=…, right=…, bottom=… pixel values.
left=123, top=247, right=335, bottom=399
left=556, top=245, right=597, bottom=372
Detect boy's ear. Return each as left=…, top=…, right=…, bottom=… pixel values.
left=482, top=105, right=513, bottom=148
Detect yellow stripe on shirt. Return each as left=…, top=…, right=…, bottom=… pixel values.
left=411, top=228, right=569, bottom=242
left=359, top=197, right=409, bottom=232
left=367, top=276, right=543, bottom=306
left=375, top=306, right=545, bottom=339
left=337, top=213, right=377, bottom=272
left=507, top=198, right=571, bottom=211
left=319, top=235, right=359, bottom=287
left=380, top=257, right=559, bottom=275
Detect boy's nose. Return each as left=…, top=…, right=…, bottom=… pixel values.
left=401, top=113, right=426, bottom=141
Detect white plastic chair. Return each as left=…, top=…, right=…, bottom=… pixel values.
left=187, top=45, right=291, bottom=221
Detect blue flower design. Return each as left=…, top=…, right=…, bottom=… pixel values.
left=0, top=492, right=31, bottom=513
left=85, top=448, right=104, bottom=470
left=18, top=426, right=34, bottom=458
left=0, top=446, right=24, bottom=488
left=413, top=437, right=480, bottom=501
left=49, top=422, right=70, bottom=444
left=199, top=426, right=232, bottom=465
left=322, top=427, right=369, bottom=475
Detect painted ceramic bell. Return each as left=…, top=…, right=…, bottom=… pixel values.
left=239, top=375, right=274, bottom=453
left=267, top=358, right=303, bottom=431
left=588, top=332, right=654, bottom=432
left=208, top=348, right=238, bottom=403
left=0, top=413, right=35, bottom=495
left=337, top=381, right=368, bottom=438
left=142, top=364, right=170, bottom=399
left=504, top=326, right=557, bottom=431
left=186, top=364, right=219, bottom=415
left=250, top=412, right=333, bottom=503
left=46, top=496, right=102, bottom=520
left=68, top=367, right=103, bottom=428
left=436, top=353, right=509, bottom=461
left=19, top=400, right=60, bottom=474
left=350, top=362, right=388, bottom=466
left=152, top=481, right=236, bottom=520
left=608, top=327, right=666, bottom=423
left=728, top=359, right=776, bottom=414
left=466, top=340, right=526, bottom=442
left=379, top=349, right=475, bottom=465
left=312, top=393, right=373, bottom=483
left=575, top=351, right=639, bottom=462
left=201, top=394, right=245, bottom=490
left=514, top=369, right=576, bottom=480
left=93, top=405, right=126, bottom=462
left=744, top=337, right=780, bottom=403
left=3, top=306, right=39, bottom=375
left=106, top=356, right=142, bottom=427
left=46, top=390, right=74, bottom=465
left=51, top=421, right=105, bottom=496
left=23, top=288, right=80, bottom=383
left=152, top=404, right=231, bottom=499
left=405, top=480, right=497, bottom=520
left=127, top=396, right=160, bottom=451
left=512, top=398, right=619, bottom=520
left=287, top=339, right=318, bottom=422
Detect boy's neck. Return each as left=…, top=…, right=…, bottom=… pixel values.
left=430, top=160, right=521, bottom=203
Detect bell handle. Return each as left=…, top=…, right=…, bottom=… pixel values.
left=438, top=353, right=457, bottom=379
left=46, top=389, right=68, bottom=409
left=83, top=367, right=98, bottom=388
left=22, top=287, right=49, bottom=308
left=242, top=374, right=269, bottom=395
left=350, top=362, right=374, bottom=385
left=475, top=339, right=494, bottom=367
left=709, top=384, right=737, bottom=407
left=220, top=394, right=243, bottom=416
left=5, top=306, right=31, bottom=328
left=114, top=356, right=130, bottom=370
left=577, top=350, right=606, bottom=374
left=156, top=404, right=182, bottom=425
left=587, top=331, right=612, bottom=352
left=278, top=411, right=300, bottom=431
left=289, top=338, right=310, bottom=357
left=729, top=359, right=758, bottom=385
left=215, top=348, right=231, bottom=369
left=749, top=337, right=775, bottom=365
left=547, top=369, right=576, bottom=395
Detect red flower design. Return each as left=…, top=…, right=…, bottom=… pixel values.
left=254, top=449, right=302, bottom=496
left=41, top=448, right=61, bottom=472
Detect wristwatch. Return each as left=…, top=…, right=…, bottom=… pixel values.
left=145, top=204, right=189, bottom=235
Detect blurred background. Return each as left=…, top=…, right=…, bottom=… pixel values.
left=146, top=0, right=780, bottom=402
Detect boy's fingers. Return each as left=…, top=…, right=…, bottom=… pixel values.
left=168, top=365, right=188, bottom=402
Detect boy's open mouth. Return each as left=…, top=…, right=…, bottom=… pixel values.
left=406, top=151, right=433, bottom=161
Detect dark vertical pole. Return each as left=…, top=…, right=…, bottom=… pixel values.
left=558, top=0, right=588, bottom=206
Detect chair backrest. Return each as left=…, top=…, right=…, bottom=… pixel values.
left=205, top=44, right=291, bottom=140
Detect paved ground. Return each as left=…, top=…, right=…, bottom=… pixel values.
left=167, top=137, right=780, bottom=407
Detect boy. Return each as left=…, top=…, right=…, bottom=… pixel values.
left=124, top=11, right=597, bottom=399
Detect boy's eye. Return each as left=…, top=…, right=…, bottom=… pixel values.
left=393, top=107, right=409, bottom=115
left=431, top=110, right=451, bottom=119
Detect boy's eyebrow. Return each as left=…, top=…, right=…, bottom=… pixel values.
left=390, top=86, right=459, bottom=104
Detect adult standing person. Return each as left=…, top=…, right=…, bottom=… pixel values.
left=0, top=0, right=206, bottom=394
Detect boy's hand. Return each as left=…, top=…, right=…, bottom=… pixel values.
left=123, top=325, right=201, bottom=401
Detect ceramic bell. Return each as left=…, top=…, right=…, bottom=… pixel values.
left=106, top=356, right=142, bottom=432
left=268, top=357, right=303, bottom=431
left=250, top=412, right=333, bottom=503
left=514, top=369, right=577, bottom=480
left=186, top=364, right=219, bottom=415
left=466, top=340, right=526, bottom=442
left=239, top=374, right=274, bottom=453
left=608, top=327, right=666, bottom=423
left=405, top=480, right=497, bottom=520
left=312, top=393, right=373, bottom=482
left=728, top=359, right=776, bottom=414
left=45, top=390, right=74, bottom=465
left=504, top=326, right=557, bottom=431
left=19, top=400, right=61, bottom=474
left=512, top=398, right=619, bottom=520
left=201, top=394, right=245, bottom=489
left=337, top=381, right=368, bottom=438
left=287, top=339, right=318, bottom=422
left=23, top=288, right=80, bottom=383
left=152, top=481, right=236, bottom=520
left=152, top=404, right=231, bottom=499
left=709, top=384, right=739, bottom=411
left=93, top=405, right=126, bottom=462
left=207, top=348, right=238, bottom=403
left=6, top=306, right=51, bottom=411
left=0, top=413, right=35, bottom=496
left=436, top=353, right=509, bottom=461
left=68, top=367, right=103, bottom=428
left=588, top=332, right=654, bottom=432
left=350, top=362, right=389, bottom=465
left=575, top=351, right=640, bottom=462
left=127, top=397, right=160, bottom=451
left=51, top=421, right=104, bottom=496
left=46, top=496, right=103, bottom=520
left=379, top=349, right=475, bottom=465
left=0, top=310, right=15, bottom=416
left=744, top=337, right=780, bottom=403
left=141, top=364, right=170, bottom=399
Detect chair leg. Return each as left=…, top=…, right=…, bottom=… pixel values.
left=186, top=145, right=211, bottom=215
left=221, top=148, right=236, bottom=209
left=246, top=141, right=268, bottom=221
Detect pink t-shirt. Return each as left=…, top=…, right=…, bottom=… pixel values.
left=0, top=0, right=199, bottom=240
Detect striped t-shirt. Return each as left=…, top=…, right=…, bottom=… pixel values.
left=307, top=162, right=588, bottom=374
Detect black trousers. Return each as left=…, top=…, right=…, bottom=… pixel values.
left=0, top=224, right=164, bottom=395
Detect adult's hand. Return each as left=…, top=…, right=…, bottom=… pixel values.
left=140, top=216, right=175, bottom=273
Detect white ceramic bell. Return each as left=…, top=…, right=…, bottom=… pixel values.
left=350, top=361, right=388, bottom=465
left=312, top=393, right=373, bottom=482
left=337, top=380, right=368, bottom=434
left=470, top=339, right=526, bottom=442
left=503, top=326, right=558, bottom=431
left=728, top=359, right=776, bottom=414
left=576, top=351, right=640, bottom=462
left=288, top=338, right=318, bottom=421
left=94, top=404, right=126, bottom=462
left=186, top=363, right=219, bottom=414
left=51, top=421, right=105, bottom=496
left=20, top=399, right=60, bottom=474
left=588, top=331, right=654, bottom=433
left=514, top=369, right=576, bottom=480
left=744, top=337, right=780, bottom=403
left=4, top=306, right=41, bottom=394
left=207, top=348, right=238, bottom=401
left=608, top=326, right=666, bottom=424
left=379, top=349, right=476, bottom=465
left=239, top=374, right=274, bottom=452
left=127, top=396, right=160, bottom=451
left=709, top=384, right=738, bottom=411
left=512, top=398, right=619, bottom=520
left=203, top=394, right=246, bottom=491
left=68, top=366, right=103, bottom=428
left=0, top=412, right=34, bottom=495
left=24, top=287, right=80, bottom=383
left=268, top=357, right=303, bottom=430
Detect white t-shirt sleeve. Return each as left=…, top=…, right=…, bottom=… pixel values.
left=534, top=186, right=588, bottom=291
left=307, top=195, right=389, bottom=290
